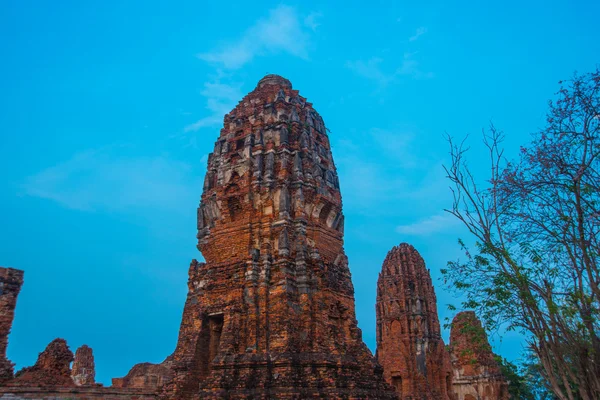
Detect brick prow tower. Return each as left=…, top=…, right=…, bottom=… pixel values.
left=0, top=267, right=24, bottom=383
left=376, top=244, right=454, bottom=399
left=164, top=75, right=396, bottom=399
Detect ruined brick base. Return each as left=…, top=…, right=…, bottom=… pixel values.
left=451, top=374, right=509, bottom=400
left=184, top=355, right=396, bottom=399
left=112, top=356, right=173, bottom=390
left=0, top=386, right=157, bottom=399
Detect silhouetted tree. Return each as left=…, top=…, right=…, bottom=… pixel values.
left=443, top=68, right=600, bottom=400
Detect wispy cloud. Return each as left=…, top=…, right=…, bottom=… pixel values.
left=335, top=128, right=447, bottom=216
left=396, top=213, right=462, bottom=236
left=184, top=76, right=242, bottom=132
left=198, top=5, right=313, bottom=70
left=186, top=5, right=319, bottom=133
left=397, top=52, right=434, bottom=79
left=409, top=26, right=427, bottom=42
left=346, top=24, right=433, bottom=84
left=345, top=57, right=395, bottom=86
left=346, top=52, right=433, bottom=85
left=21, top=147, right=201, bottom=213
left=304, top=11, right=323, bottom=31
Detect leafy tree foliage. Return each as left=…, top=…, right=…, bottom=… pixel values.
left=443, top=69, right=600, bottom=400
left=494, top=356, right=536, bottom=400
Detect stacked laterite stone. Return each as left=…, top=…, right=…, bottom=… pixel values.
left=71, top=345, right=96, bottom=386
left=0, top=267, right=23, bottom=383
left=449, top=312, right=509, bottom=400
left=162, top=74, right=395, bottom=399
left=376, top=244, right=454, bottom=399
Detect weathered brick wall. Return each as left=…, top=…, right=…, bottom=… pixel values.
left=112, top=356, right=173, bottom=390
left=0, top=267, right=24, bottom=383
left=449, top=311, right=509, bottom=400
left=376, top=243, right=454, bottom=400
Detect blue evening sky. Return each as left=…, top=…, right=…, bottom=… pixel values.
left=1, top=0, right=598, bottom=385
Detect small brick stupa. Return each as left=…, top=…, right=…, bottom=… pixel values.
left=449, top=311, right=509, bottom=400
left=71, top=345, right=95, bottom=386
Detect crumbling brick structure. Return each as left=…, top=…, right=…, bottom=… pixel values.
left=161, top=74, right=396, bottom=399
left=71, top=344, right=96, bottom=386
left=9, top=338, right=74, bottom=387
left=376, top=243, right=454, bottom=399
left=0, top=267, right=24, bottom=383
left=449, top=311, right=509, bottom=400
left=112, top=355, right=174, bottom=390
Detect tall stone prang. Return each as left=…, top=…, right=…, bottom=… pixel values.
left=449, top=312, right=508, bottom=400
left=164, top=75, right=396, bottom=399
left=71, top=345, right=95, bottom=386
left=376, top=243, right=454, bottom=399
left=0, top=267, right=24, bottom=383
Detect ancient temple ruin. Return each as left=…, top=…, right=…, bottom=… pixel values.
left=449, top=312, right=509, bottom=400
left=0, top=75, right=509, bottom=399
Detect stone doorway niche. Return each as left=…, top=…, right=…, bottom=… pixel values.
left=197, top=313, right=224, bottom=379
left=391, top=375, right=402, bottom=398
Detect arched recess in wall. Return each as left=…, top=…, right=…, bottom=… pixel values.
left=391, top=375, right=403, bottom=398
left=227, top=197, right=242, bottom=221
left=319, top=202, right=333, bottom=225
left=225, top=182, right=242, bottom=222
